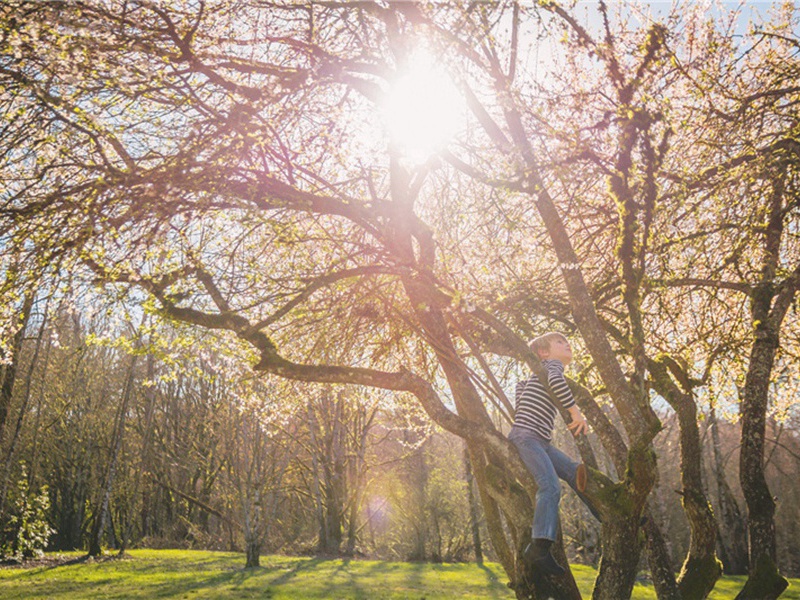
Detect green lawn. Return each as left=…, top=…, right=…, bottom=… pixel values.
left=0, top=549, right=796, bottom=599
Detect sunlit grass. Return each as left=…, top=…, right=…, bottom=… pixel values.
left=0, top=549, right=797, bottom=599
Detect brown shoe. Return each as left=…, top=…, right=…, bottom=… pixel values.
left=576, top=463, right=587, bottom=493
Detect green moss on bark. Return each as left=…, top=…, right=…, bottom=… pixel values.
left=735, top=554, right=788, bottom=600
left=678, top=554, right=722, bottom=600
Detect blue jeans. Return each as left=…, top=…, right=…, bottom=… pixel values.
left=509, top=425, right=595, bottom=541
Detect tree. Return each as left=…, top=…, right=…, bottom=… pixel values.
left=645, top=13, right=800, bottom=595
left=3, top=2, right=798, bottom=598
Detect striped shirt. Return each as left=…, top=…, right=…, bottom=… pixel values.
left=513, top=360, right=576, bottom=441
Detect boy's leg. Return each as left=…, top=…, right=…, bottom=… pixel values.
left=546, top=444, right=602, bottom=523
left=508, top=427, right=565, bottom=575
left=508, top=427, right=561, bottom=541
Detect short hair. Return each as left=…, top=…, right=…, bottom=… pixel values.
left=529, top=332, right=567, bottom=358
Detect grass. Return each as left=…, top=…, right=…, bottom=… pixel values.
left=0, top=549, right=797, bottom=599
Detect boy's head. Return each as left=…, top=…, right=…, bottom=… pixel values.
left=530, top=332, right=572, bottom=365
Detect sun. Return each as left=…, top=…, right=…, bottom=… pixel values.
left=382, top=49, right=465, bottom=164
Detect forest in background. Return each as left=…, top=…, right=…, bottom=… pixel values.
left=2, top=2, right=800, bottom=599
left=2, top=295, right=799, bottom=577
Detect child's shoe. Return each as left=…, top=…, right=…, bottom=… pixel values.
left=523, top=539, right=565, bottom=576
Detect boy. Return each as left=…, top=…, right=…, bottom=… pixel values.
left=509, top=332, right=590, bottom=575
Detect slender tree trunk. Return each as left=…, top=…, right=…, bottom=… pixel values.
left=88, top=352, right=138, bottom=557
left=307, top=401, right=329, bottom=553
left=236, top=409, right=264, bottom=569
left=324, top=394, right=345, bottom=553
left=243, top=484, right=261, bottom=568
left=121, top=353, right=157, bottom=554
left=245, top=535, right=260, bottom=568
left=708, top=404, right=748, bottom=575
left=25, top=316, right=52, bottom=492
left=464, top=446, right=483, bottom=565
left=345, top=404, right=373, bottom=556
left=0, top=300, right=46, bottom=518
left=643, top=503, right=682, bottom=600
left=409, top=437, right=428, bottom=562
left=0, top=291, right=35, bottom=448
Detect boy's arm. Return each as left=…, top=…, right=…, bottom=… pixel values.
left=546, top=361, right=587, bottom=437
left=566, top=405, right=587, bottom=436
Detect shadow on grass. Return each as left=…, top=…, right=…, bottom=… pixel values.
left=133, top=557, right=336, bottom=599
left=477, top=562, right=500, bottom=579
left=1, top=554, right=126, bottom=580
left=266, top=557, right=325, bottom=587
left=1, top=554, right=271, bottom=599
left=1, top=553, right=516, bottom=600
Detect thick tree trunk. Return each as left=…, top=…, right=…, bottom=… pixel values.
left=571, top=376, right=682, bottom=599
left=736, top=327, right=788, bottom=599
left=593, top=516, right=644, bottom=600
left=672, top=398, right=721, bottom=599
left=245, top=536, right=260, bottom=568
left=649, top=358, right=721, bottom=598
left=733, top=169, right=795, bottom=599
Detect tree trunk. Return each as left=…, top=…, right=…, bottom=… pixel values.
left=649, top=357, right=721, bottom=598
left=593, top=516, right=644, bottom=600
left=88, top=352, right=138, bottom=557
left=345, top=403, right=373, bottom=556
left=307, top=396, right=345, bottom=555
left=708, top=404, right=748, bottom=575
left=243, top=483, right=261, bottom=568
left=408, top=437, right=428, bottom=562
left=245, top=534, right=260, bottom=569
left=323, top=394, right=345, bottom=553
left=307, top=401, right=328, bottom=553
left=736, top=325, right=788, bottom=599
left=672, top=397, right=721, bottom=599
left=0, top=298, right=45, bottom=517
left=121, top=353, right=157, bottom=554
left=643, top=503, right=682, bottom=600
left=0, top=290, right=35, bottom=447
left=464, top=446, right=483, bottom=565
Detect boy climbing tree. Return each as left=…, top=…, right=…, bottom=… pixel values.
left=509, top=332, right=599, bottom=575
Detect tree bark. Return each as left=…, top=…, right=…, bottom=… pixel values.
left=708, top=404, right=748, bottom=575
left=650, top=358, right=721, bottom=599
left=736, top=179, right=795, bottom=599
left=736, top=324, right=788, bottom=599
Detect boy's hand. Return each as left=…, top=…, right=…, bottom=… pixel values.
left=567, top=407, right=587, bottom=436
